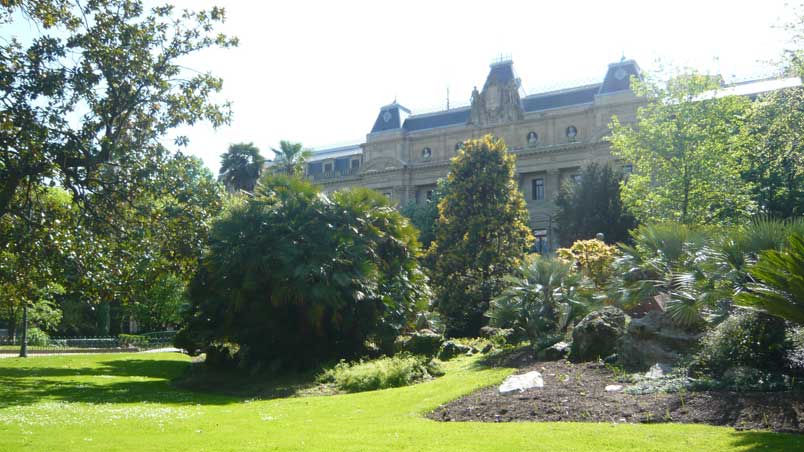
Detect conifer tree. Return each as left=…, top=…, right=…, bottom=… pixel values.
left=429, top=135, right=533, bottom=337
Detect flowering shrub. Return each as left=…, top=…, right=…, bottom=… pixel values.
left=556, top=239, right=618, bottom=288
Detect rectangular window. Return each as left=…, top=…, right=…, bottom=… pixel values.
left=533, top=230, right=548, bottom=254
left=351, top=159, right=360, bottom=169
left=324, top=163, right=333, bottom=173
left=532, top=178, right=544, bottom=201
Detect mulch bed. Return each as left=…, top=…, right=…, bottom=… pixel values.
left=428, top=357, right=804, bottom=433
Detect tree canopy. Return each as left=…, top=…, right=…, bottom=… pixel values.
left=219, top=142, right=265, bottom=193
left=554, top=162, right=636, bottom=246
left=609, top=72, right=754, bottom=225
left=270, top=140, right=311, bottom=176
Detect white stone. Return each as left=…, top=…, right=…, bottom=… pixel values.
left=605, top=384, right=623, bottom=392
left=498, top=371, right=544, bottom=394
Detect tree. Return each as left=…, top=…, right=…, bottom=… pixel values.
left=0, top=0, right=236, bottom=220
left=428, top=135, right=533, bottom=337
left=741, top=86, right=804, bottom=218
left=0, top=186, right=74, bottom=341
left=218, top=143, right=265, bottom=192
left=608, top=72, right=754, bottom=225
left=178, top=175, right=429, bottom=370
left=554, top=162, right=636, bottom=246
left=270, top=140, right=312, bottom=176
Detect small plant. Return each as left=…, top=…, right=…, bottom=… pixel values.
left=317, top=355, right=443, bottom=393
left=26, top=327, right=50, bottom=347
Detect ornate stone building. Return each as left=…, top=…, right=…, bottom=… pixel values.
left=303, top=58, right=797, bottom=251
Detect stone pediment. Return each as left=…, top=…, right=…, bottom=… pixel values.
left=363, top=156, right=405, bottom=173
left=469, top=61, right=524, bottom=127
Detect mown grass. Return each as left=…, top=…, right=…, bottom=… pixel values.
left=0, top=352, right=800, bottom=451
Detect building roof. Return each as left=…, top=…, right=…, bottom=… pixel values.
left=308, top=143, right=362, bottom=162
left=522, top=84, right=601, bottom=112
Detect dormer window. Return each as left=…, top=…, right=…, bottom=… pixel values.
left=527, top=131, right=538, bottom=145
left=324, top=162, right=333, bottom=173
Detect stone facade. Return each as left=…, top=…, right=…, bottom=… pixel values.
left=306, top=58, right=643, bottom=250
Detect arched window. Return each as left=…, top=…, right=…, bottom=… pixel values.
left=526, top=131, right=538, bottom=145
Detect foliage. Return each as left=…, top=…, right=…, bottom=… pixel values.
left=218, top=143, right=265, bottom=193
left=486, top=255, right=594, bottom=350
left=0, top=0, right=236, bottom=220
left=736, top=232, right=804, bottom=324
left=556, top=239, right=618, bottom=288
left=690, top=310, right=790, bottom=378
left=317, top=354, right=443, bottom=393
left=741, top=87, right=804, bottom=218
left=118, top=334, right=148, bottom=348
left=181, top=175, right=430, bottom=370
left=554, top=162, right=636, bottom=246
left=429, top=135, right=533, bottom=337
left=270, top=140, right=312, bottom=177
left=25, top=327, right=50, bottom=346
left=608, top=71, right=754, bottom=225
left=400, top=179, right=446, bottom=250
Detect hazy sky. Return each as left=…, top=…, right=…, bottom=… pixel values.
left=13, top=1, right=801, bottom=174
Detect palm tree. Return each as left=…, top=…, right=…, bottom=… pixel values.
left=219, top=143, right=265, bottom=193
left=271, top=140, right=312, bottom=176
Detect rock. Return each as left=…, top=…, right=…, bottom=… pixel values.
left=438, top=341, right=472, bottom=361
left=480, top=343, right=493, bottom=354
left=396, top=330, right=443, bottom=357
left=605, top=384, right=623, bottom=392
left=537, top=341, right=571, bottom=361
left=499, top=371, right=544, bottom=394
left=644, top=363, right=673, bottom=379
left=618, top=311, right=701, bottom=370
left=570, top=307, right=628, bottom=362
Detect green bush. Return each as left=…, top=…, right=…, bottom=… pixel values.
left=394, top=330, right=443, bottom=357
left=691, top=310, right=790, bottom=378
left=118, top=334, right=148, bottom=348
left=26, top=327, right=50, bottom=346
left=181, top=175, right=430, bottom=371
left=205, top=342, right=240, bottom=370
left=318, top=355, right=443, bottom=393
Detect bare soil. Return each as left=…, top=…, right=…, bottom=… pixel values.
left=428, top=357, right=804, bottom=433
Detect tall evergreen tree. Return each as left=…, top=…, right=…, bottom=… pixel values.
left=554, top=162, right=636, bottom=246
left=429, top=135, right=533, bottom=337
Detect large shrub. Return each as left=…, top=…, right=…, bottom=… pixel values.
left=486, top=255, right=593, bottom=351
left=428, top=135, right=533, bottom=337
left=179, top=175, right=430, bottom=370
left=691, top=310, right=790, bottom=378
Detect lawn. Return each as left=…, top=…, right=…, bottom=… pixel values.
left=0, top=353, right=799, bottom=451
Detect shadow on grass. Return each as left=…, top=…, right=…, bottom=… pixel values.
left=730, top=430, right=803, bottom=451
left=0, top=356, right=238, bottom=408
left=470, top=345, right=535, bottom=370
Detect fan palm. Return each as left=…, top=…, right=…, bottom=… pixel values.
left=736, top=232, right=804, bottom=325
left=271, top=140, right=312, bottom=176
left=218, top=143, right=265, bottom=193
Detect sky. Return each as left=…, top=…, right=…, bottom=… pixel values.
left=9, top=1, right=801, bottom=174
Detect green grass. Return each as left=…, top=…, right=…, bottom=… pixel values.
left=0, top=353, right=800, bottom=451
